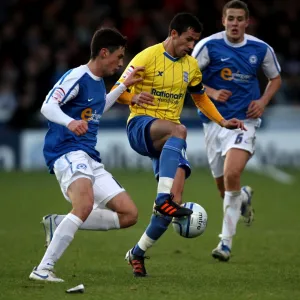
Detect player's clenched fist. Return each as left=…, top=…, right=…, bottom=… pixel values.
left=67, top=120, right=88, bottom=136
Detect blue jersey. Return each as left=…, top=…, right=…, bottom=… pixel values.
left=43, top=65, right=106, bottom=173
left=192, top=31, right=281, bottom=122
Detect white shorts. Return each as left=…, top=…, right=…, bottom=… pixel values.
left=203, top=119, right=261, bottom=178
left=53, top=150, right=125, bottom=209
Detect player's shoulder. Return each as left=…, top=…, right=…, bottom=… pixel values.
left=185, top=54, right=199, bottom=67
left=245, top=34, right=272, bottom=49
left=135, top=43, right=162, bottom=58
left=57, top=65, right=89, bottom=85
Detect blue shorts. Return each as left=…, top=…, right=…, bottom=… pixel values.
left=127, top=115, right=191, bottom=179
left=126, top=116, right=160, bottom=158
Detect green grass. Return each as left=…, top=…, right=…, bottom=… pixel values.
left=1, top=169, right=300, bottom=300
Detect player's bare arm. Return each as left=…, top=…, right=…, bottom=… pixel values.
left=247, top=75, right=282, bottom=118
left=204, top=85, right=232, bottom=102
left=190, top=87, right=246, bottom=130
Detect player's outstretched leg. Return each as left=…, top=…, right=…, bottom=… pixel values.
left=154, top=137, right=192, bottom=217
left=240, top=186, right=254, bottom=225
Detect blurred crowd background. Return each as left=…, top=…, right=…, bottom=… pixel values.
left=0, top=0, right=299, bottom=129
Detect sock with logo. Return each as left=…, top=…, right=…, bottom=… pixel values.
left=155, top=137, right=186, bottom=205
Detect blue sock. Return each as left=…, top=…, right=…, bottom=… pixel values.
left=132, top=214, right=172, bottom=257
left=156, top=137, right=186, bottom=205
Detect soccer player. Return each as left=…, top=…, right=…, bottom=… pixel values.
left=113, top=13, right=246, bottom=277
left=192, top=0, right=282, bottom=261
left=29, top=28, right=148, bottom=282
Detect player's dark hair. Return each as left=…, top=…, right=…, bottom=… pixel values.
left=169, top=13, right=203, bottom=36
left=223, top=0, right=249, bottom=19
left=90, top=28, right=127, bottom=59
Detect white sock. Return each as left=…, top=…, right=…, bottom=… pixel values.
left=38, top=213, right=82, bottom=270
left=80, top=208, right=120, bottom=230
left=220, top=191, right=242, bottom=249
left=54, top=209, right=120, bottom=231
left=240, top=188, right=249, bottom=205
left=137, top=232, right=155, bottom=252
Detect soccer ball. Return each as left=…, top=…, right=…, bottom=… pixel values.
left=172, top=202, right=208, bottom=238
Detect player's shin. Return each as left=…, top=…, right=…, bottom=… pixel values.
left=80, top=209, right=120, bottom=230
left=171, top=167, right=186, bottom=203
left=37, top=213, right=82, bottom=270
left=132, top=214, right=172, bottom=257
left=220, top=191, right=242, bottom=249
left=156, top=137, right=186, bottom=205
left=49, top=209, right=120, bottom=231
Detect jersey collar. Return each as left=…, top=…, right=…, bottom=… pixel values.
left=223, top=31, right=247, bottom=48
left=161, top=43, right=180, bottom=62
left=84, top=65, right=102, bottom=81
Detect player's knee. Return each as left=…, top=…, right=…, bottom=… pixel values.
left=73, top=201, right=93, bottom=221
left=171, top=124, right=187, bottom=139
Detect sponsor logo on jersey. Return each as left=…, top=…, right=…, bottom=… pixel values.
left=151, top=89, right=183, bottom=100
left=220, top=68, right=252, bottom=82
left=151, top=89, right=184, bottom=104
left=81, top=108, right=102, bottom=123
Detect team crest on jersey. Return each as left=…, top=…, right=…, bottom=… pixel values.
left=183, top=71, right=189, bottom=83
left=122, top=65, right=134, bottom=79
left=249, top=55, right=258, bottom=64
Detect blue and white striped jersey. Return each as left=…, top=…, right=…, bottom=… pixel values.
left=43, top=65, right=106, bottom=173
left=192, top=31, right=281, bottom=122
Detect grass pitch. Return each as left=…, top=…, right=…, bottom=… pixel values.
left=1, top=169, right=300, bottom=300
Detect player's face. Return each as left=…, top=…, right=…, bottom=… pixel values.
left=222, top=9, right=249, bottom=43
left=172, top=28, right=201, bottom=57
left=102, top=47, right=125, bottom=76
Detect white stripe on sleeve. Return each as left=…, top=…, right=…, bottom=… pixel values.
left=262, top=47, right=281, bottom=79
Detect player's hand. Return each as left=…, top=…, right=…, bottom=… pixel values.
left=247, top=99, right=265, bottom=118
left=67, top=120, right=88, bottom=136
left=213, top=89, right=232, bottom=102
left=220, top=118, right=247, bottom=131
left=131, top=92, right=155, bottom=108
left=123, top=66, right=145, bottom=88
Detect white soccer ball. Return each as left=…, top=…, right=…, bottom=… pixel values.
left=172, top=202, right=208, bottom=238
